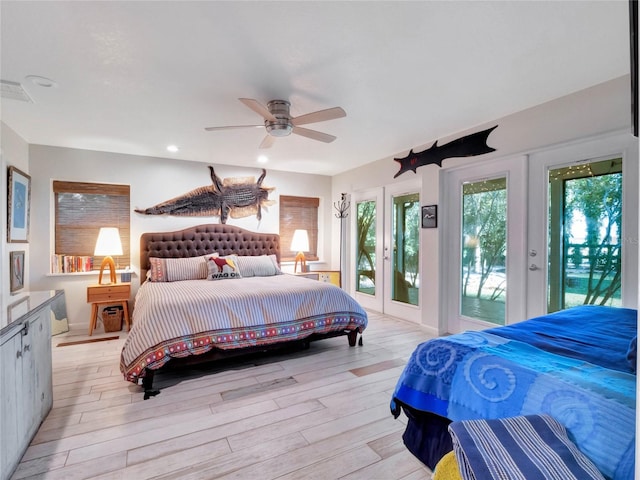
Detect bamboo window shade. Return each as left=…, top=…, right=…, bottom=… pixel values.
left=53, top=181, right=130, bottom=270
left=279, top=195, right=319, bottom=262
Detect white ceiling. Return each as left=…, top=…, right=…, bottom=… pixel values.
left=0, top=1, right=631, bottom=176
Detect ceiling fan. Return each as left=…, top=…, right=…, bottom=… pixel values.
left=205, top=98, right=346, bottom=149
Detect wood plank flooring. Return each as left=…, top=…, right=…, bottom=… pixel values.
left=11, top=311, right=435, bottom=480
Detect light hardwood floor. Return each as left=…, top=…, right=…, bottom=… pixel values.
left=12, top=311, right=435, bottom=480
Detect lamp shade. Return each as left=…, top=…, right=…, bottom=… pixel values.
left=94, top=227, right=123, bottom=256
left=290, top=229, right=309, bottom=252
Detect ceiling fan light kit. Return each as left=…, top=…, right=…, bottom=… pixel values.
left=264, top=100, right=294, bottom=137
left=206, top=98, right=346, bottom=148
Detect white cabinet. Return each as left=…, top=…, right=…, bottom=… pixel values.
left=0, top=290, right=62, bottom=480
left=0, top=330, right=23, bottom=479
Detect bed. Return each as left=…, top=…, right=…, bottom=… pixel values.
left=119, top=224, right=368, bottom=396
left=390, top=305, right=637, bottom=480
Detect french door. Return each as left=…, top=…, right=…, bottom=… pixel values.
left=526, top=132, right=638, bottom=318
left=443, top=132, right=638, bottom=333
left=351, top=179, right=421, bottom=322
left=443, top=156, right=527, bottom=332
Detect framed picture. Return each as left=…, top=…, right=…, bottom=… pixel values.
left=8, top=166, right=31, bottom=243
left=421, top=204, right=438, bottom=228
left=7, top=295, right=29, bottom=323
left=10, top=250, right=25, bottom=293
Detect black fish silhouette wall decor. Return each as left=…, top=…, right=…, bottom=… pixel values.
left=135, top=167, right=275, bottom=224
left=393, top=125, right=498, bottom=178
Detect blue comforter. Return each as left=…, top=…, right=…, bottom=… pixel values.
left=391, top=306, right=636, bottom=480
left=487, top=305, right=637, bottom=373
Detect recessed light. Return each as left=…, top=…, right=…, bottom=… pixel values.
left=167, top=145, right=179, bottom=153
left=257, top=155, right=268, bottom=164
left=25, top=75, right=57, bottom=88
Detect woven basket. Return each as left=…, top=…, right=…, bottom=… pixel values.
left=102, top=307, right=123, bottom=332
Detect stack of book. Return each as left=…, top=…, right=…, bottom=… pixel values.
left=51, top=255, right=94, bottom=273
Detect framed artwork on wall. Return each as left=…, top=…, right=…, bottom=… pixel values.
left=10, top=250, right=25, bottom=293
left=8, top=166, right=31, bottom=243
left=421, top=205, right=438, bottom=228
left=7, top=295, right=29, bottom=323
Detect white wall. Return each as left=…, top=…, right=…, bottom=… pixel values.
left=1, top=122, right=30, bottom=329
left=5, top=75, right=637, bottom=333
left=28, top=147, right=333, bottom=331
left=332, top=75, right=637, bottom=333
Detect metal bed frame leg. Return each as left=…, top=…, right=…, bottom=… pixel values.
left=347, top=330, right=364, bottom=347
left=142, top=371, right=160, bottom=400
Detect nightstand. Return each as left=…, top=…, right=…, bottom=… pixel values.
left=295, top=271, right=341, bottom=287
left=87, top=283, right=131, bottom=335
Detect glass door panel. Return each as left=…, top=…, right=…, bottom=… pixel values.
left=391, top=193, right=420, bottom=306
left=351, top=188, right=384, bottom=313
left=547, top=158, right=623, bottom=312
left=356, top=200, right=377, bottom=296
left=460, top=178, right=507, bottom=325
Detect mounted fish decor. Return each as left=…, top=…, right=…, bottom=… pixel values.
left=393, top=125, right=498, bottom=178
left=135, top=167, right=275, bottom=224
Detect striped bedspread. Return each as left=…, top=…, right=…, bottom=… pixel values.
left=120, top=275, right=367, bottom=382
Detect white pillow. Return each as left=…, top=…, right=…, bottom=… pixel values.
left=206, top=254, right=242, bottom=280
left=236, top=255, right=281, bottom=277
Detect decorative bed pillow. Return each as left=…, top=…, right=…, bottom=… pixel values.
left=206, top=254, right=242, bottom=280
left=236, top=255, right=281, bottom=277
left=448, top=414, right=605, bottom=480
left=148, top=255, right=209, bottom=282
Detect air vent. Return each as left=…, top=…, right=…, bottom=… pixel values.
left=1, top=80, right=33, bottom=102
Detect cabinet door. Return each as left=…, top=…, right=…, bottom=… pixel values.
left=21, top=321, right=38, bottom=443
left=0, top=332, right=23, bottom=480
left=31, top=310, right=53, bottom=419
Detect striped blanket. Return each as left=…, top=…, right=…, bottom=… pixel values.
left=120, top=275, right=367, bottom=383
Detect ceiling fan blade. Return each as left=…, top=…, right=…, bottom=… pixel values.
left=204, top=125, right=263, bottom=131
left=292, top=126, right=336, bottom=143
left=259, top=135, right=276, bottom=149
left=239, top=98, right=277, bottom=122
left=292, top=107, right=346, bottom=126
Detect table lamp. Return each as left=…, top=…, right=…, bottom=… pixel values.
left=94, top=227, right=123, bottom=284
left=291, top=229, right=309, bottom=273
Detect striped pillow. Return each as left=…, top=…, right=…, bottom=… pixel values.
left=148, top=255, right=209, bottom=282
left=448, top=414, right=605, bottom=480
left=236, top=255, right=281, bottom=277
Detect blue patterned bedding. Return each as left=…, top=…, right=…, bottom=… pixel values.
left=391, top=306, right=637, bottom=480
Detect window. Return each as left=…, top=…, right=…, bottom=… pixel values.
left=52, top=181, right=130, bottom=272
left=279, top=195, right=319, bottom=262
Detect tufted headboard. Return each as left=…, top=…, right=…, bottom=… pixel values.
left=140, top=224, right=280, bottom=283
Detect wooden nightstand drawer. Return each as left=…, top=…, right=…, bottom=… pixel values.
left=87, top=283, right=130, bottom=302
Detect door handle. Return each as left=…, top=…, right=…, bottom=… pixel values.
left=529, top=264, right=539, bottom=271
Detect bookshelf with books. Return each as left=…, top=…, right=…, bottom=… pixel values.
left=51, top=255, right=94, bottom=274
